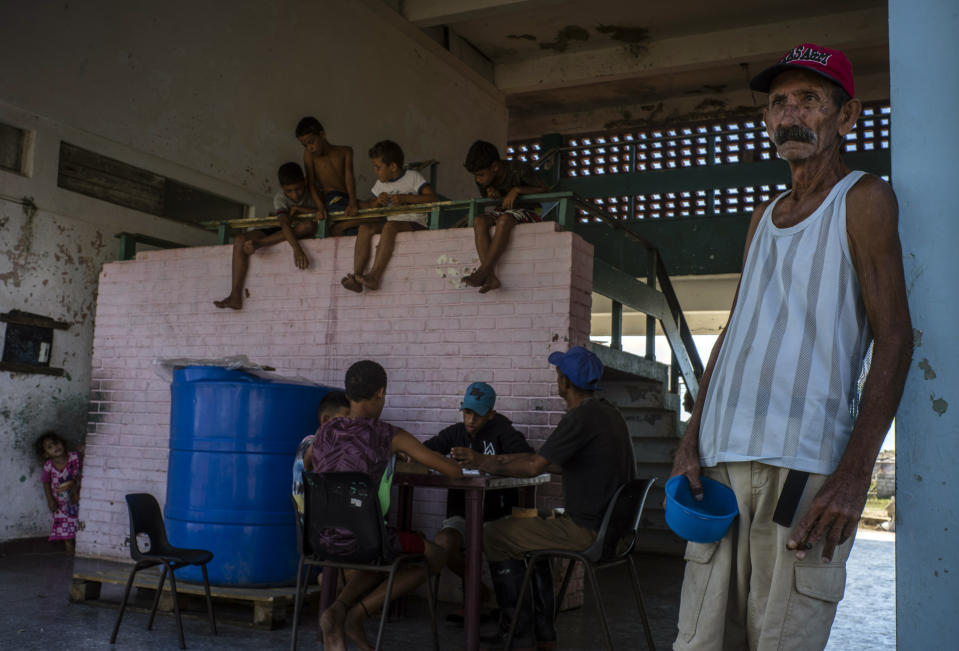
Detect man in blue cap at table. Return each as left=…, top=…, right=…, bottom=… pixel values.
left=452, top=346, right=635, bottom=651
left=424, top=382, right=534, bottom=624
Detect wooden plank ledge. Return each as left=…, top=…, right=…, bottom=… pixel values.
left=199, top=191, right=577, bottom=231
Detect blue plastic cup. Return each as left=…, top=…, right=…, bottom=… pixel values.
left=665, top=475, right=739, bottom=543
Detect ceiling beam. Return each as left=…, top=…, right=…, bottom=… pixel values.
left=402, top=0, right=550, bottom=28
left=494, top=7, right=888, bottom=94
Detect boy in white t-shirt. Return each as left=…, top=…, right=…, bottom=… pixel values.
left=341, top=140, right=438, bottom=292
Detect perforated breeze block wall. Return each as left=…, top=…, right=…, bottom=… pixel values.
left=78, top=221, right=593, bottom=566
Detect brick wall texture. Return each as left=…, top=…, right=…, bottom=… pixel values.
left=77, top=222, right=594, bottom=562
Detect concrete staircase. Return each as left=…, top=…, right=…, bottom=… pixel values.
left=591, top=344, right=686, bottom=556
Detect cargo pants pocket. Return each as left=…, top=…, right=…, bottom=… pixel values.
left=778, top=565, right=847, bottom=651
left=677, top=540, right=721, bottom=644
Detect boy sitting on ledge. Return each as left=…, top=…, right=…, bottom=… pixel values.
left=296, top=116, right=360, bottom=234
left=214, top=162, right=317, bottom=310
left=341, top=140, right=438, bottom=292
left=462, top=140, right=548, bottom=293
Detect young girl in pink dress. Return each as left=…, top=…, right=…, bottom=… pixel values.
left=34, top=432, right=82, bottom=554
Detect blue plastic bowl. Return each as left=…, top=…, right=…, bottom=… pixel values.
left=665, top=475, right=739, bottom=543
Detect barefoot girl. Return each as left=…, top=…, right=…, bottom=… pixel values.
left=35, top=431, right=82, bottom=554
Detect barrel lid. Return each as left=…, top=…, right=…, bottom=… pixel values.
left=173, top=366, right=253, bottom=383
left=172, top=365, right=330, bottom=387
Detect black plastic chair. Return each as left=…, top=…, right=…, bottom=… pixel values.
left=109, top=493, right=217, bottom=649
left=506, top=477, right=658, bottom=651
left=290, top=471, right=439, bottom=651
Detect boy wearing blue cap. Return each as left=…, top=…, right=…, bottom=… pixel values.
left=454, top=346, right=634, bottom=651
left=423, top=382, right=533, bottom=621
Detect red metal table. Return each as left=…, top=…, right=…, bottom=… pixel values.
left=393, top=469, right=551, bottom=651
left=317, top=469, right=550, bottom=650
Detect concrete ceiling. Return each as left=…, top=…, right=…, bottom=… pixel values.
left=389, top=0, right=891, bottom=331
left=394, top=0, right=890, bottom=135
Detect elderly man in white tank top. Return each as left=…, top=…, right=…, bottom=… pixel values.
left=670, top=44, right=912, bottom=651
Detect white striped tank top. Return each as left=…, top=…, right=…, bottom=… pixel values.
left=698, top=170, right=872, bottom=475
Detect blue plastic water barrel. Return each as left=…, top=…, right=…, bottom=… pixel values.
left=164, top=366, right=336, bottom=586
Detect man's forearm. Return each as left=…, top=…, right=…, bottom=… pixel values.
left=477, top=453, right=542, bottom=478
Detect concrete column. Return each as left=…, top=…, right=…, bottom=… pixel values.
left=889, top=1, right=959, bottom=647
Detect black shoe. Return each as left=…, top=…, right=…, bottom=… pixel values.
left=486, top=560, right=535, bottom=648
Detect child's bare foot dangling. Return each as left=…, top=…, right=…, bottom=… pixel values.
left=478, top=274, right=501, bottom=293
left=357, top=274, right=380, bottom=291
left=341, top=274, right=363, bottom=293
left=213, top=294, right=243, bottom=309
left=462, top=267, right=490, bottom=287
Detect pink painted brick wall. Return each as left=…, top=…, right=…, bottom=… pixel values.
left=77, top=222, right=593, bottom=559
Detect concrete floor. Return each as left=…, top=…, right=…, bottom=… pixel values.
left=0, top=544, right=683, bottom=650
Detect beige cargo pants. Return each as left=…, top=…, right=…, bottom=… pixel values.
left=673, top=462, right=856, bottom=651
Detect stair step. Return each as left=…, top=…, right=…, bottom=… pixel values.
left=630, top=436, right=679, bottom=464
left=590, top=343, right=669, bottom=385
left=598, top=380, right=665, bottom=409
left=624, top=409, right=677, bottom=439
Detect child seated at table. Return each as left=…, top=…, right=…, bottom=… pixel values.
left=292, top=390, right=350, bottom=517
left=423, top=382, right=533, bottom=623
left=313, top=360, right=462, bottom=651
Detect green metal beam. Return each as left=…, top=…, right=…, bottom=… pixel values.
left=592, top=258, right=668, bottom=321
left=575, top=214, right=751, bottom=276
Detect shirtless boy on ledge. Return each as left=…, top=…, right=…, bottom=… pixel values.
left=295, top=116, right=361, bottom=235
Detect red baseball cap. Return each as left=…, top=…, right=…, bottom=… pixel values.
left=749, top=43, right=855, bottom=98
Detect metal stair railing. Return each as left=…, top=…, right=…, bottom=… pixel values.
left=567, top=197, right=704, bottom=400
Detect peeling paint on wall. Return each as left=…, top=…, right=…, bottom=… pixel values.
left=919, top=358, right=937, bottom=380
left=0, top=204, right=37, bottom=288
left=595, top=24, right=649, bottom=57
left=434, top=254, right=471, bottom=289
left=930, top=395, right=948, bottom=416
left=539, top=25, right=589, bottom=52
left=1, top=203, right=115, bottom=542
left=603, top=102, right=763, bottom=131
left=695, top=98, right=728, bottom=111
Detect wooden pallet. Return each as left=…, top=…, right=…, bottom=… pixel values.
left=70, top=557, right=320, bottom=630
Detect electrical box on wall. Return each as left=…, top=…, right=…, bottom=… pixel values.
left=0, top=310, right=70, bottom=376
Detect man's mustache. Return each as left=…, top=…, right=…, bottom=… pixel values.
left=774, top=125, right=817, bottom=146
